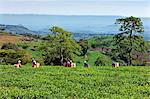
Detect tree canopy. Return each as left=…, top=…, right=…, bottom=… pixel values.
left=113, top=16, right=147, bottom=66
left=44, top=26, right=81, bottom=65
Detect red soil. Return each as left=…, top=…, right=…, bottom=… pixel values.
left=0, top=34, right=24, bottom=45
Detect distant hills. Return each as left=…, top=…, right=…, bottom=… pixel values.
left=0, top=24, right=34, bottom=34
left=0, top=14, right=149, bottom=40
left=0, top=24, right=113, bottom=39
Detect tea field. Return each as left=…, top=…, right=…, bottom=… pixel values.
left=0, top=65, right=150, bottom=98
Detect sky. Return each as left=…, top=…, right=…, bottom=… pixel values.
left=0, top=0, right=149, bottom=17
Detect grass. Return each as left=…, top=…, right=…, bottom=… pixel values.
left=0, top=65, right=150, bottom=98
left=74, top=51, right=112, bottom=66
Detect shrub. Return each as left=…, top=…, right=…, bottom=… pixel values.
left=0, top=49, right=31, bottom=65
left=17, top=43, right=29, bottom=49
left=36, top=58, right=44, bottom=65
left=1, top=43, right=19, bottom=50
left=0, top=50, right=16, bottom=64
left=16, top=50, right=32, bottom=64
left=95, top=54, right=112, bottom=66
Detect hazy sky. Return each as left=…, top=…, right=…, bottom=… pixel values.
left=0, top=0, right=149, bottom=17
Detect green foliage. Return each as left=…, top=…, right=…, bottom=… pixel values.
left=18, top=40, right=46, bottom=60
left=114, top=16, right=147, bottom=66
left=16, top=50, right=32, bottom=64
left=34, top=58, right=44, bottom=65
left=0, top=65, right=149, bottom=98
left=73, top=51, right=110, bottom=66
left=0, top=43, right=32, bottom=65
left=86, top=51, right=104, bottom=66
left=17, top=43, right=29, bottom=49
left=89, top=36, right=114, bottom=49
left=79, top=39, right=89, bottom=56
left=0, top=50, right=16, bottom=64
left=44, top=26, right=81, bottom=65
left=44, top=49, right=60, bottom=65
left=0, top=49, right=31, bottom=65
left=116, top=16, right=144, bottom=33
left=132, top=59, right=146, bottom=66
left=1, top=43, right=19, bottom=50
left=132, top=53, right=148, bottom=66
left=95, top=54, right=112, bottom=66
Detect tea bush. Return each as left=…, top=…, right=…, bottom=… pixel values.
left=0, top=65, right=149, bottom=98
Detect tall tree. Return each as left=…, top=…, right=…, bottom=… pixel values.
left=79, top=39, right=89, bottom=56
left=114, top=16, right=147, bottom=65
left=44, top=26, right=81, bottom=65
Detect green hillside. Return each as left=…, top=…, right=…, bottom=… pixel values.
left=74, top=51, right=112, bottom=66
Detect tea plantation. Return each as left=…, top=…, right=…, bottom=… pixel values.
left=0, top=65, right=149, bottom=98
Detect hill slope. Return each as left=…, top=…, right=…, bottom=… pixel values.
left=0, top=24, right=34, bottom=34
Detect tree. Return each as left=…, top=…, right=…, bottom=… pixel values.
left=44, top=26, right=81, bottom=65
left=79, top=39, right=89, bottom=56
left=114, top=16, right=147, bottom=65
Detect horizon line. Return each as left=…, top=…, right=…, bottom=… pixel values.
left=0, top=13, right=150, bottom=18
